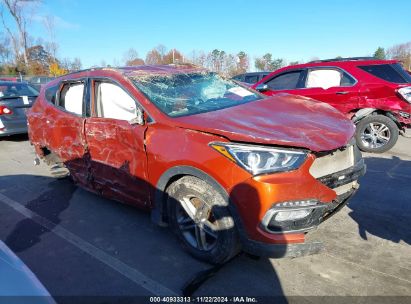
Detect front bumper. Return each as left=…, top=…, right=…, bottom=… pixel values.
left=229, top=142, right=366, bottom=258
left=261, top=160, right=365, bottom=234
left=241, top=187, right=358, bottom=258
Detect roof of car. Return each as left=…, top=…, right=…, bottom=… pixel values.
left=286, top=58, right=398, bottom=69
left=235, top=72, right=271, bottom=76
left=66, top=64, right=207, bottom=79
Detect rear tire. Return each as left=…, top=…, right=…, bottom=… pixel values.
left=355, top=114, right=399, bottom=153
left=167, top=176, right=240, bottom=264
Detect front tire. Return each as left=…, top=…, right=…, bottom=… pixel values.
left=167, top=176, right=240, bottom=264
left=355, top=114, right=399, bottom=153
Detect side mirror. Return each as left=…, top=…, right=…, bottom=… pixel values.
left=129, top=108, right=144, bottom=125
left=255, top=84, right=269, bottom=92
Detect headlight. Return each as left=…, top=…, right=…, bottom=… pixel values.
left=397, top=86, right=411, bottom=103
left=210, top=142, right=307, bottom=175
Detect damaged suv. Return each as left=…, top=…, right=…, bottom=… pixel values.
left=28, top=65, right=365, bottom=264
left=253, top=58, right=411, bottom=153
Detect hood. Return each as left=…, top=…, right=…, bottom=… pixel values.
left=173, top=94, right=355, bottom=152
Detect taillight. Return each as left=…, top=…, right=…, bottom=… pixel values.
left=397, top=86, right=411, bottom=104
left=0, top=106, right=13, bottom=115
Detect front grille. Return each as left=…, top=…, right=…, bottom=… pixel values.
left=310, top=145, right=355, bottom=179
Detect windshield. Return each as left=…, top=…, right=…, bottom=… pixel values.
left=132, top=72, right=262, bottom=117
left=0, top=83, right=39, bottom=98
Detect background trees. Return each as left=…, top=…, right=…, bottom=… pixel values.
left=0, top=0, right=82, bottom=76
left=123, top=48, right=145, bottom=66
left=386, top=43, right=411, bottom=70
left=374, top=47, right=386, bottom=60
left=254, top=53, right=285, bottom=71
left=0, top=1, right=410, bottom=77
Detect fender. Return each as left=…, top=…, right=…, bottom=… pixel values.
left=352, top=108, right=376, bottom=123
left=352, top=108, right=402, bottom=129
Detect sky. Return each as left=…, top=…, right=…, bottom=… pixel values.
left=3, top=0, right=411, bottom=69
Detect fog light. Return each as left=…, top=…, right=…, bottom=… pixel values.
left=274, top=209, right=311, bottom=222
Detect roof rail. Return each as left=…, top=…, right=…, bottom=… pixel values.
left=309, top=57, right=377, bottom=63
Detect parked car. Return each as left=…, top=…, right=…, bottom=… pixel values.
left=28, top=65, right=365, bottom=264
left=0, top=81, right=39, bottom=137
left=252, top=57, right=411, bottom=153
left=27, top=76, right=55, bottom=91
left=232, top=72, right=270, bottom=85
left=0, top=241, right=53, bottom=301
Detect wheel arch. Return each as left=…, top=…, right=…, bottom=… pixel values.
left=151, top=166, right=231, bottom=227
left=352, top=108, right=401, bottom=128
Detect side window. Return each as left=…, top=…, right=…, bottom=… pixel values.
left=45, top=84, right=59, bottom=104
left=341, top=72, right=356, bottom=86
left=265, top=71, right=303, bottom=90
left=358, top=64, right=411, bottom=84
left=95, top=82, right=138, bottom=121
left=261, top=74, right=269, bottom=81
left=306, top=69, right=356, bottom=89
left=244, top=75, right=259, bottom=84
left=59, top=82, right=84, bottom=115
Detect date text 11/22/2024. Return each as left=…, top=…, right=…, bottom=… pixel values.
left=149, top=296, right=258, bottom=303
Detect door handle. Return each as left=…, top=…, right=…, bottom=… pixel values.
left=336, top=91, right=349, bottom=95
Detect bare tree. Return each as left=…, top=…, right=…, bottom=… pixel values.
left=188, top=50, right=207, bottom=67
left=0, top=0, right=38, bottom=66
left=43, top=15, right=58, bottom=59
left=145, top=48, right=162, bottom=65
left=0, top=9, right=19, bottom=62
left=387, top=42, right=411, bottom=70
left=123, top=48, right=139, bottom=65
left=0, top=34, right=12, bottom=64
left=70, top=57, right=82, bottom=71
left=155, top=44, right=167, bottom=62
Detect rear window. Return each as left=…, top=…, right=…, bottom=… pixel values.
left=358, top=63, right=411, bottom=84
left=0, top=83, right=38, bottom=98
left=244, top=75, right=259, bottom=84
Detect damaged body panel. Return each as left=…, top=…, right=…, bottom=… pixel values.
left=173, top=93, right=355, bottom=152
left=27, top=65, right=365, bottom=264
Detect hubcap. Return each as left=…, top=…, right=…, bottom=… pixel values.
left=361, top=122, right=391, bottom=149
left=176, top=196, right=218, bottom=251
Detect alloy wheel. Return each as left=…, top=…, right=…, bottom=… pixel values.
left=176, top=196, right=219, bottom=251
left=361, top=122, right=391, bottom=149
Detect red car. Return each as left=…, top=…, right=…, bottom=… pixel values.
left=28, top=65, right=365, bottom=264
left=252, top=57, right=411, bottom=153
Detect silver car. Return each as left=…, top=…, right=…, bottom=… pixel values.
left=0, top=81, right=38, bottom=136
left=0, top=241, right=53, bottom=301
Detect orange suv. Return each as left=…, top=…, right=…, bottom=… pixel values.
left=27, top=65, right=366, bottom=264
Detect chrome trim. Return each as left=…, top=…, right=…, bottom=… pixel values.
left=260, top=204, right=326, bottom=234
